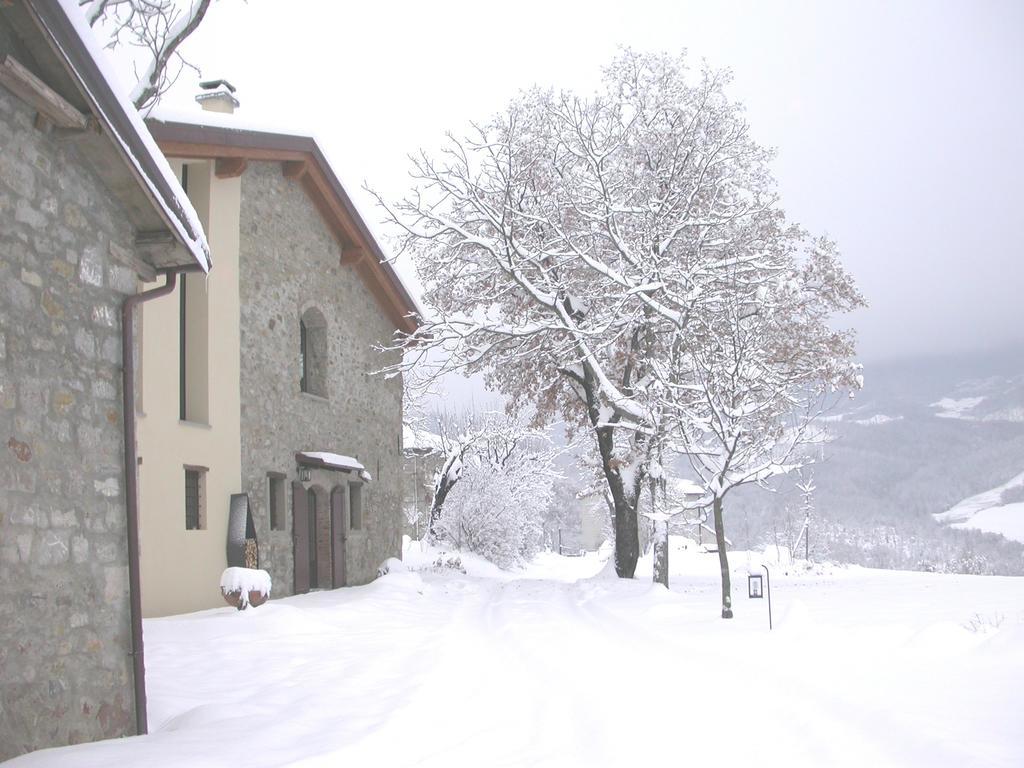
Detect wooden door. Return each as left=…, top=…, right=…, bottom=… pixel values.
left=307, top=488, right=319, bottom=589
left=330, top=486, right=347, bottom=588
left=292, top=481, right=310, bottom=594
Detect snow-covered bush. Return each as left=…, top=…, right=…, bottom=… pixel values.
left=432, top=554, right=466, bottom=574
left=377, top=557, right=407, bottom=577
left=419, top=415, right=559, bottom=568
left=962, top=611, right=1004, bottom=633
left=433, top=442, right=556, bottom=568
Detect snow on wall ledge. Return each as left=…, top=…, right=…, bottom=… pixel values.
left=298, top=451, right=373, bottom=481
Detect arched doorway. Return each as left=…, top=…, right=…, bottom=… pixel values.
left=293, top=482, right=331, bottom=593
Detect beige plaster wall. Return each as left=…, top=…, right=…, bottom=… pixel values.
left=136, top=160, right=242, bottom=617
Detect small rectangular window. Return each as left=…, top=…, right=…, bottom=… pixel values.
left=349, top=483, right=363, bottom=531
left=268, top=473, right=286, bottom=531
left=184, top=466, right=207, bottom=530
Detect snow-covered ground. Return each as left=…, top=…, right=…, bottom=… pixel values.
left=7, top=541, right=1024, bottom=767
left=931, top=395, right=987, bottom=419
left=934, top=470, right=1024, bottom=543
left=850, top=413, right=903, bottom=426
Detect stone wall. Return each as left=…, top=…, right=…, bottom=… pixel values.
left=237, top=161, right=404, bottom=596
left=0, top=86, right=137, bottom=758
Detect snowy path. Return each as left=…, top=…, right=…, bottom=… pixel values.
left=6, top=551, right=1024, bottom=767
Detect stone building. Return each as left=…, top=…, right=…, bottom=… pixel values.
left=0, top=1, right=209, bottom=759
left=134, top=101, right=420, bottom=617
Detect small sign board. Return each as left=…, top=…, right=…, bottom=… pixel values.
left=748, top=573, right=764, bottom=599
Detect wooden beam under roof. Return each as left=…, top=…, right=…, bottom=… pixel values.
left=0, top=53, right=87, bottom=129
left=214, top=157, right=247, bottom=178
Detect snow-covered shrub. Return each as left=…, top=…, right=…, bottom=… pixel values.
left=432, top=554, right=466, bottom=573
left=434, top=451, right=553, bottom=569
left=963, top=612, right=1004, bottom=633
left=946, top=553, right=993, bottom=575
left=423, top=415, right=559, bottom=569
left=377, top=557, right=406, bottom=577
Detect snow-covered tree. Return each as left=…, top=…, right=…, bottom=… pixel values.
left=659, top=239, right=864, bottom=617
left=791, top=470, right=816, bottom=561
left=378, top=50, right=789, bottom=578
left=428, top=425, right=480, bottom=538
left=432, top=419, right=559, bottom=567
left=79, top=0, right=214, bottom=109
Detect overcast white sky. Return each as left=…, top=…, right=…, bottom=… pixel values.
left=150, top=0, right=1023, bottom=365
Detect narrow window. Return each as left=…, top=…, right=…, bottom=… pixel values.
left=299, top=307, right=327, bottom=397
left=349, top=483, right=363, bottom=531
left=184, top=466, right=207, bottom=530
left=299, top=319, right=308, bottom=393
left=268, top=473, right=286, bottom=531
left=177, top=162, right=210, bottom=423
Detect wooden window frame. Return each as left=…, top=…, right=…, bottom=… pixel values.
left=349, top=482, right=363, bottom=531
left=184, top=465, right=208, bottom=530
left=268, top=472, right=286, bottom=531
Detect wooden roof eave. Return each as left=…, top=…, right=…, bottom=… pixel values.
left=149, top=122, right=421, bottom=334
left=6, top=3, right=208, bottom=273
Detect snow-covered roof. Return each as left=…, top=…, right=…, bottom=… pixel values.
left=296, top=451, right=372, bottom=481
left=402, top=424, right=444, bottom=454
left=28, top=1, right=210, bottom=271
left=667, top=477, right=705, bottom=497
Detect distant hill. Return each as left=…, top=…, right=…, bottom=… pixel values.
left=934, top=470, right=1024, bottom=544
left=722, top=343, right=1024, bottom=575
left=435, top=344, right=1024, bottom=574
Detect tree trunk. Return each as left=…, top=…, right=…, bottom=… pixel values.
left=427, top=468, right=457, bottom=540
left=427, top=497, right=443, bottom=540
left=652, top=518, right=669, bottom=587
left=594, top=424, right=639, bottom=578
left=572, top=364, right=641, bottom=578
left=713, top=495, right=732, bottom=618
left=610, top=489, right=639, bottom=577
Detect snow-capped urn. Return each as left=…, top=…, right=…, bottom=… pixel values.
left=220, top=567, right=272, bottom=610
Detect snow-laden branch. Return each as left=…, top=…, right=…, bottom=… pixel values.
left=80, top=0, right=214, bottom=109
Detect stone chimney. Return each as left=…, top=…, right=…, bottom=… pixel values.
left=196, top=79, right=239, bottom=114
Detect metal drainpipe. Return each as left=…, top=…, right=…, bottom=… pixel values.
left=121, top=266, right=198, bottom=735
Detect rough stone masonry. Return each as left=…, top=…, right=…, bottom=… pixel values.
left=0, top=84, right=137, bottom=759
left=237, top=161, right=405, bottom=594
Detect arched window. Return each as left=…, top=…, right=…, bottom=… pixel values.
left=299, top=307, right=328, bottom=397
